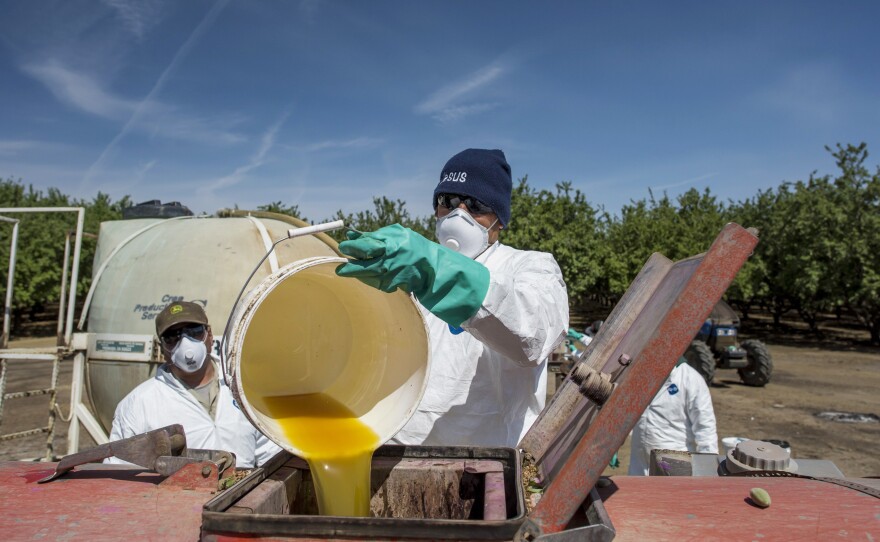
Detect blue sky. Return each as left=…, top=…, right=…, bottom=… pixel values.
left=1, top=1, right=878, bottom=221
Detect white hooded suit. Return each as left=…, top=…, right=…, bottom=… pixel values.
left=391, top=241, right=569, bottom=447
left=628, top=362, right=718, bottom=475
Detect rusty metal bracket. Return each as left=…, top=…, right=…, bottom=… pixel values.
left=155, top=448, right=234, bottom=477
left=533, top=488, right=615, bottom=542
left=37, top=424, right=235, bottom=485
left=161, top=461, right=227, bottom=491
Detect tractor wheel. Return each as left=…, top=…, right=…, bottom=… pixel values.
left=684, top=340, right=716, bottom=385
left=738, top=340, right=772, bottom=387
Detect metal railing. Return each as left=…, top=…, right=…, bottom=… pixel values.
left=0, top=207, right=86, bottom=460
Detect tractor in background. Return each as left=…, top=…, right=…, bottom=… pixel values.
left=684, top=300, right=772, bottom=387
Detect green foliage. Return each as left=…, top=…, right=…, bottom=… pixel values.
left=724, top=143, right=880, bottom=342
left=3, top=142, right=879, bottom=343
left=604, top=188, right=726, bottom=298
left=824, top=143, right=880, bottom=342
left=325, top=196, right=435, bottom=242
left=503, top=178, right=607, bottom=306
left=0, top=179, right=130, bottom=326
left=256, top=200, right=306, bottom=221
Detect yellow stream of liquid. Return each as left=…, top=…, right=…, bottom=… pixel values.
left=259, top=393, right=379, bottom=517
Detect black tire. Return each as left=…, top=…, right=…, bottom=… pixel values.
left=684, top=340, right=716, bottom=385
left=738, top=339, right=772, bottom=387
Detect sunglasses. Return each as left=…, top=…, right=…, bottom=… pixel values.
left=436, top=193, right=494, bottom=215
left=160, top=324, right=207, bottom=347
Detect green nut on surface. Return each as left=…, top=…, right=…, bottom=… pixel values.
left=749, top=487, right=771, bottom=508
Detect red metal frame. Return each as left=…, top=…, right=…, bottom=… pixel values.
left=517, top=223, right=759, bottom=540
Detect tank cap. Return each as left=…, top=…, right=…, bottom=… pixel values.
left=724, top=439, right=798, bottom=473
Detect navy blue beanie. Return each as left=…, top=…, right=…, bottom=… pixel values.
left=433, top=148, right=512, bottom=227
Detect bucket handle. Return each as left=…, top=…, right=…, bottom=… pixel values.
left=219, top=220, right=355, bottom=381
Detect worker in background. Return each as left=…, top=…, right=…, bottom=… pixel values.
left=336, top=148, right=569, bottom=447
left=105, top=302, right=281, bottom=467
left=628, top=358, right=718, bottom=475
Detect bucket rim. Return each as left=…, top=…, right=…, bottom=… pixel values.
left=225, top=256, right=431, bottom=457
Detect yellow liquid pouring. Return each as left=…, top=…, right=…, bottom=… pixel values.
left=260, top=393, right=379, bottom=517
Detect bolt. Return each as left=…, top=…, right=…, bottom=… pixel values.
left=618, top=353, right=632, bottom=366
left=201, top=465, right=212, bottom=478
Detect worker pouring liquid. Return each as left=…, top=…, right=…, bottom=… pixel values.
left=232, top=255, right=429, bottom=518
left=233, top=149, right=568, bottom=519
left=337, top=148, right=570, bottom=448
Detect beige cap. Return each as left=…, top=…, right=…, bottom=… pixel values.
left=155, top=301, right=209, bottom=337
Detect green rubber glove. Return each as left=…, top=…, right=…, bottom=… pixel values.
left=335, top=224, right=490, bottom=327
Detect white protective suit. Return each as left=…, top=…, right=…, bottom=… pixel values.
left=106, top=357, right=281, bottom=468
left=391, top=241, right=569, bottom=447
left=628, top=362, right=718, bottom=475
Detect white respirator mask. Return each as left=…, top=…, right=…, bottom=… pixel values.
left=435, top=208, right=498, bottom=259
left=170, top=336, right=208, bottom=374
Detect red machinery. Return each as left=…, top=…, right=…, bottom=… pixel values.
left=1, top=223, right=878, bottom=541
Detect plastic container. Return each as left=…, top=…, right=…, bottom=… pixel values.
left=225, top=256, right=431, bottom=458
left=721, top=437, right=748, bottom=456
left=201, top=445, right=533, bottom=540
left=83, top=215, right=340, bottom=432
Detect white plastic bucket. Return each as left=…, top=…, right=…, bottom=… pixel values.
left=225, top=256, right=430, bottom=455
left=721, top=437, right=748, bottom=456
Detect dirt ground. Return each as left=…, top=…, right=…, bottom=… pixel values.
left=2, top=333, right=879, bottom=478
left=605, top=340, right=880, bottom=478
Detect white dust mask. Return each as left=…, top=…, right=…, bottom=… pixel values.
left=171, top=335, right=208, bottom=374
left=435, top=208, right=497, bottom=259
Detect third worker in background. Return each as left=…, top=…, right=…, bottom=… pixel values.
left=628, top=358, right=719, bottom=475
left=336, top=148, right=569, bottom=447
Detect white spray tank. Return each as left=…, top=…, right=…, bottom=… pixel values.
left=81, top=211, right=341, bottom=433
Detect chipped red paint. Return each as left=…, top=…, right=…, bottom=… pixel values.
left=161, top=461, right=222, bottom=491
left=0, top=461, right=214, bottom=540
left=519, top=223, right=760, bottom=539
left=596, top=476, right=880, bottom=541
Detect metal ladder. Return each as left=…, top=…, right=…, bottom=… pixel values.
left=0, top=348, right=62, bottom=460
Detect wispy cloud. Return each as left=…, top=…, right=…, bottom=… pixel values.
left=200, top=111, right=290, bottom=196
left=652, top=172, right=718, bottom=191
left=297, top=137, right=384, bottom=153
left=0, top=139, right=70, bottom=156
left=134, top=159, right=157, bottom=181
left=430, top=103, right=499, bottom=124
left=23, top=61, right=134, bottom=119
left=753, top=60, right=850, bottom=124
left=83, top=0, right=232, bottom=184
left=415, top=63, right=505, bottom=123
left=101, top=0, right=165, bottom=40
left=23, top=60, right=245, bottom=147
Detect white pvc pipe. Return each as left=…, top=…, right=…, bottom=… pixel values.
left=2, top=219, right=19, bottom=348
left=64, top=209, right=85, bottom=346
left=286, top=219, right=345, bottom=239
left=0, top=208, right=87, bottom=347
left=0, top=207, right=85, bottom=213
left=57, top=233, right=71, bottom=343
left=66, top=352, right=84, bottom=455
